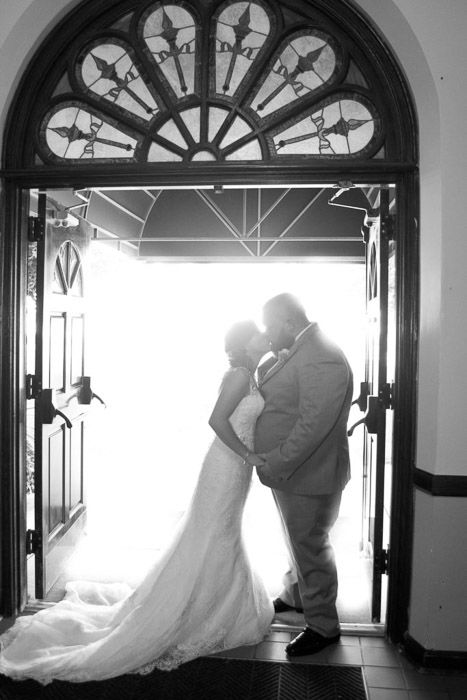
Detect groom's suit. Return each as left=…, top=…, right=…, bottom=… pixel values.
left=254, top=323, right=353, bottom=637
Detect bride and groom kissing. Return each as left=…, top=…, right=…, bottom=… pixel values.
left=0, top=292, right=353, bottom=684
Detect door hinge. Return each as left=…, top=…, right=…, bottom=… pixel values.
left=28, top=215, right=45, bottom=242
left=381, top=214, right=395, bottom=241
left=378, top=382, right=393, bottom=410
left=26, top=529, right=41, bottom=555
left=26, top=374, right=41, bottom=400
left=375, top=548, right=390, bottom=575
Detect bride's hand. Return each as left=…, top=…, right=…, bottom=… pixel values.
left=244, top=452, right=266, bottom=467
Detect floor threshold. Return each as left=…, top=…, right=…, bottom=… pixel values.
left=271, top=621, right=385, bottom=637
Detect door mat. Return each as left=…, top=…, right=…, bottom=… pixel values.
left=0, top=657, right=367, bottom=699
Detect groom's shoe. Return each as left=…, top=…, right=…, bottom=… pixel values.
left=285, top=628, right=341, bottom=657
left=273, top=597, right=304, bottom=614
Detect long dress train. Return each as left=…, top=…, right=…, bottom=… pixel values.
left=0, top=374, right=273, bottom=684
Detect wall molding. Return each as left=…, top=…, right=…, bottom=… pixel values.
left=403, top=633, right=467, bottom=670
left=414, top=468, right=467, bottom=497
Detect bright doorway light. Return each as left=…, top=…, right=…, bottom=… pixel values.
left=65, top=251, right=366, bottom=609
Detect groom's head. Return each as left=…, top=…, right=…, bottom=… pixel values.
left=263, top=293, right=309, bottom=352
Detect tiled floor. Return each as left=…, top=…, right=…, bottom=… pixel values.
left=2, top=616, right=466, bottom=698
left=210, top=627, right=467, bottom=700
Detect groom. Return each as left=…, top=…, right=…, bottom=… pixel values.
left=255, top=293, right=353, bottom=656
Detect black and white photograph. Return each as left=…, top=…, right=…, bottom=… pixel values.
left=0, top=1, right=466, bottom=698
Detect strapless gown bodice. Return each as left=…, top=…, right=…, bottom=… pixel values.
left=228, top=382, right=264, bottom=448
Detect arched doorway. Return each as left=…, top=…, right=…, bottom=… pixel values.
left=0, top=0, right=418, bottom=644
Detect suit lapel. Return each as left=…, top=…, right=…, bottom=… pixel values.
left=257, top=355, right=277, bottom=383
left=259, top=323, right=317, bottom=386
left=258, top=356, right=283, bottom=386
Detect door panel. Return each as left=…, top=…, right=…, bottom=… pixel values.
left=33, top=190, right=95, bottom=598
left=347, top=185, right=395, bottom=623
left=69, top=420, right=84, bottom=513
left=70, top=316, right=84, bottom=385
left=49, top=314, right=66, bottom=390
left=47, top=427, right=65, bottom=535
left=363, top=187, right=393, bottom=622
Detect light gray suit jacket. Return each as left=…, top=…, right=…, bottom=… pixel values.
left=254, top=323, right=353, bottom=495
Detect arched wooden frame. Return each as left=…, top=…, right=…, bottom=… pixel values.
left=0, top=0, right=418, bottom=650
left=3, top=0, right=416, bottom=172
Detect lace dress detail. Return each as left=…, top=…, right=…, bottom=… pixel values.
left=0, top=374, right=273, bottom=684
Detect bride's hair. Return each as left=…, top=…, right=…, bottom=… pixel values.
left=225, top=320, right=259, bottom=350
left=225, top=320, right=260, bottom=368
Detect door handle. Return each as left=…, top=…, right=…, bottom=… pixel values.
left=54, top=408, right=73, bottom=429
left=38, top=388, right=72, bottom=429
left=348, top=395, right=379, bottom=436
left=91, top=392, right=106, bottom=406
left=351, top=381, right=370, bottom=411
left=78, top=376, right=106, bottom=407
left=347, top=416, right=365, bottom=436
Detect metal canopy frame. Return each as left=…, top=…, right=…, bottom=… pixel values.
left=87, top=185, right=363, bottom=258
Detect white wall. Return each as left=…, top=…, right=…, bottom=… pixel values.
left=354, top=0, right=467, bottom=651
left=0, top=0, right=82, bottom=148
left=410, top=491, right=467, bottom=650
left=1, top=0, right=467, bottom=653
left=355, top=0, right=443, bottom=474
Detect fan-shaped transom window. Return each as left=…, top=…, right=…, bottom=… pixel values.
left=36, top=0, right=387, bottom=165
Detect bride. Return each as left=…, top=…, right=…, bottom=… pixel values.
left=0, top=321, right=274, bottom=684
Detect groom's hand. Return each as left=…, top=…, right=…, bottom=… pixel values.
left=257, top=455, right=282, bottom=481
left=244, top=452, right=266, bottom=467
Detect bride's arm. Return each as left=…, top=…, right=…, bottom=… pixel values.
left=208, top=368, right=264, bottom=465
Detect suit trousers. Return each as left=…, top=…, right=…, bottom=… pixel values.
left=272, top=488, right=342, bottom=638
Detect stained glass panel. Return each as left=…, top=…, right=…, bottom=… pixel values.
left=67, top=244, right=79, bottom=287
left=78, top=40, right=159, bottom=121
left=214, top=1, right=271, bottom=97
left=148, top=142, right=183, bottom=161
left=272, top=96, right=379, bottom=156
left=219, top=115, right=252, bottom=148
left=142, top=4, right=197, bottom=98
left=250, top=30, right=341, bottom=117
left=53, top=257, right=67, bottom=294
left=191, top=150, right=217, bottom=161
left=208, top=107, right=229, bottom=142
left=53, top=241, right=83, bottom=294
left=225, top=140, right=262, bottom=160
left=180, top=107, right=200, bottom=142
left=44, top=105, right=138, bottom=159
left=157, top=118, right=188, bottom=148
left=35, top=1, right=387, bottom=164
left=68, top=246, right=84, bottom=296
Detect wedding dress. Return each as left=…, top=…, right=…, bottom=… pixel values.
left=0, top=372, right=274, bottom=684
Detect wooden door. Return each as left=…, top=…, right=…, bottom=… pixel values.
left=30, top=191, right=94, bottom=598
left=348, top=187, right=395, bottom=622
